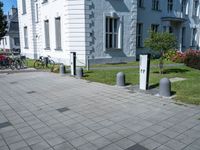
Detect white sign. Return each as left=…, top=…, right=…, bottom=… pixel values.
left=139, top=55, right=150, bottom=90
left=70, top=52, right=76, bottom=76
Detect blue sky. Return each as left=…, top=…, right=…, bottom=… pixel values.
left=0, top=0, right=17, bottom=14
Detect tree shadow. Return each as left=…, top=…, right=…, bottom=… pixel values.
left=153, top=68, right=190, bottom=74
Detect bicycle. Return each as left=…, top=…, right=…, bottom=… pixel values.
left=34, top=55, right=55, bottom=70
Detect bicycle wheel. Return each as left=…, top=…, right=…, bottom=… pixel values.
left=34, top=60, right=43, bottom=69
left=14, top=60, right=21, bottom=70
left=47, top=60, right=55, bottom=70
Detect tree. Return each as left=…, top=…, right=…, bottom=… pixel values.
left=144, top=31, right=177, bottom=73
left=0, top=2, right=7, bottom=38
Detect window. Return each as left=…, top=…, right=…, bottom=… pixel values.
left=152, top=0, right=160, bottom=11
left=55, top=17, right=62, bottom=50
left=105, top=17, right=121, bottom=50
left=42, top=0, right=48, bottom=4
left=163, top=26, right=167, bottom=32
left=193, top=0, right=199, bottom=16
left=192, top=28, right=197, bottom=46
left=14, top=38, right=20, bottom=46
left=5, top=37, right=7, bottom=45
left=35, top=3, right=39, bottom=22
left=138, top=0, right=144, bottom=8
left=136, top=23, right=143, bottom=48
left=22, top=0, right=26, bottom=14
left=167, top=0, right=173, bottom=12
left=151, top=24, right=159, bottom=32
left=169, top=26, right=173, bottom=33
left=182, top=27, right=186, bottom=47
left=44, top=20, right=50, bottom=49
left=24, top=27, right=28, bottom=48
left=181, top=0, right=186, bottom=13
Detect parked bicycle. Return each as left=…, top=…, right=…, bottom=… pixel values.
left=0, top=53, right=28, bottom=70
left=34, top=55, right=55, bottom=70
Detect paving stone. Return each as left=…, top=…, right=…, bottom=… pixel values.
left=46, top=136, right=65, bottom=147
left=83, top=132, right=102, bottom=141
left=104, top=132, right=124, bottom=142
left=90, top=137, right=111, bottom=149
left=30, top=141, right=50, bottom=150
left=54, top=142, right=74, bottom=150
left=151, top=133, right=170, bottom=144
left=114, top=138, right=136, bottom=149
left=164, top=140, right=187, bottom=150
left=127, top=133, right=147, bottom=143
left=140, top=138, right=161, bottom=150
left=8, top=140, right=27, bottom=150
left=77, top=143, right=98, bottom=150
left=69, top=137, right=88, bottom=147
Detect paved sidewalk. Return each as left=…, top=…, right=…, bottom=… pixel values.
left=0, top=72, right=200, bottom=150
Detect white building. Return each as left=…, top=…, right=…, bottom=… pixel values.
left=17, top=0, right=200, bottom=65
left=137, top=0, right=200, bottom=57
left=17, top=0, right=137, bottom=65
left=0, top=8, right=20, bottom=51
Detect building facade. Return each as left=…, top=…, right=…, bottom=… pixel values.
left=0, top=8, right=20, bottom=51
left=137, top=0, right=200, bottom=56
left=18, top=0, right=200, bottom=65
left=17, top=0, right=137, bottom=65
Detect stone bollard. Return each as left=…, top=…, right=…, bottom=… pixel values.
left=159, top=78, right=171, bottom=97
left=60, top=64, right=65, bottom=75
left=116, top=72, right=125, bottom=86
left=76, top=68, right=83, bottom=78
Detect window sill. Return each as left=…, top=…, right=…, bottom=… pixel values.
left=42, top=1, right=48, bottom=4
left=152, top=9, right=162, bottom=12
left=44, top=48, right=51, bottom=50
left=106, top=48, right=122, bottom=51
left=24, top=47, right=29, bottom=49
left=55, top=48, right=62, bottom=51
left=138, top=6, right=145, bottom=9
left=137, top=46, right=144, bottom=48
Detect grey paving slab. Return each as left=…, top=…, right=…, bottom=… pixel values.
left=0, top=72, right=200, bottom=150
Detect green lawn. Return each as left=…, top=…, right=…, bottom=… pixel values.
left=84, top=62, right=200, bottom=105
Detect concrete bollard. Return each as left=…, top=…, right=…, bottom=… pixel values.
left=76, top=67, right=83, bottom=78
left=116, top=72, right=125, bottom=86
left=60, top=64, right=65, bottom=75
left=159, top=78, right=171, bottom=97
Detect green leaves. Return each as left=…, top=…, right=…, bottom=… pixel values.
left=144, top=31, right=177, bottom=53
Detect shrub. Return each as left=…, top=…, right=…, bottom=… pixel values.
left=164, top=49, right=177, bottom=61
left=184, top=49, right=200, bottom=70
left=171, top=51, right=186, bottom=63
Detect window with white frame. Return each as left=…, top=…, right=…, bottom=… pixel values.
left=193, top=0, right=199, bottom=16
left=35, top=3, right=39, bottom=22
left=44, top=20, right=50, bottom=49
left=55, top=17, right=62, bottom=50
left=14, top=38, right=20, bottom=46
left=24, top=26, right=28, bottom=48
left=182, top=27, right=186, bottom=47
left=192, top=28, right=197, bottom=46
left=138, top=0, right=144, bottom=8
left=5, top=37, right=7, bottom=45
left=151, top=24, right=159, bottom=32
left=136, top=23, right=143, bottom=48
left=105, top=17, right=121, bottom=50
left=167, top=0, right=173, bottom=12
left=22, top=0, right=26, bottom=14
left=152, top=0, right=160, bottom=11
left=181, top=0, right=186, bottom=13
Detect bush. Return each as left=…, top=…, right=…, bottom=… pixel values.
left=164, top=49, right=177, bottom=60
left=184, top=49, right=200, bottom=70
left=171, top=51, right=186, bottom=63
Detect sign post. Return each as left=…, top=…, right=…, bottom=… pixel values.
left=139, top=54, right=150, bottom=90
left=70, top=52, right=76, bottom=76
